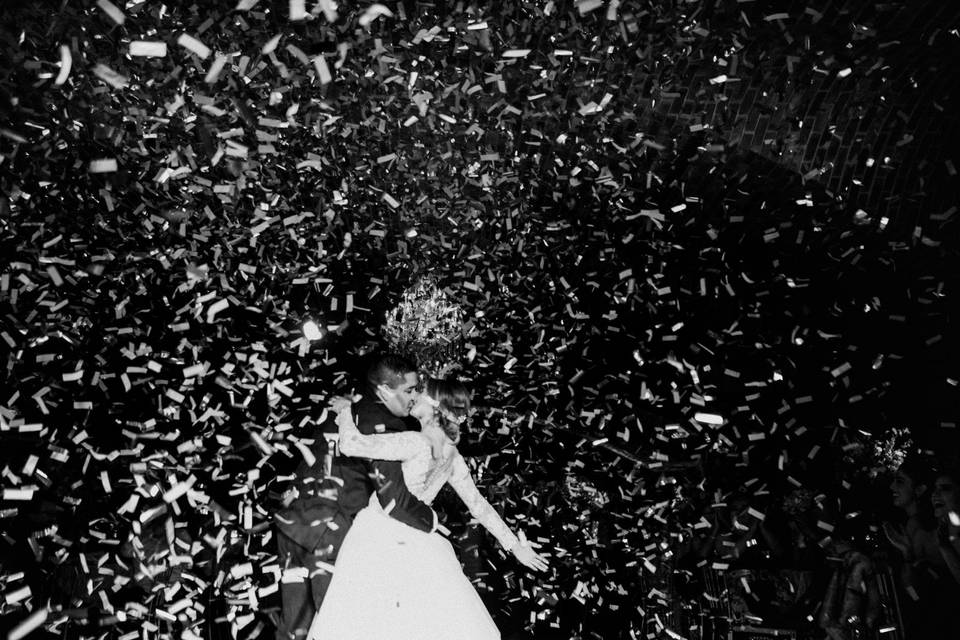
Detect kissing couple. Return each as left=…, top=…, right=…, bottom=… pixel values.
left=275, top=353, right=549, bottom=640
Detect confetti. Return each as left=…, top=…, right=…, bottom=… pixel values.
left=95, top=0, right=124, bottom=24
left=54, top=45, right=72, bottom=85
left=177, top=34, right=211, bottom=59
left=88, top=158, right=118, bottom=173
left=8, top=608, right=48, bottom=640
left=358, top=3, right=394, bottom=28
left=289, top=0, right=308, bottom=21
left=205, top=54, right=229, bottom=84
left=129, top=41, right=168, bottom=57
left=262, top=34, right=282, bottom=55
left=91, top=64, right=128, bottom=89
left=312, top=55, right=333, bottom=84
left=206, top=298, right=230, bottom=322
left=2, top=2, right=955, bottom=639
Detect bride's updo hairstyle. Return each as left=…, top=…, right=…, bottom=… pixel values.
left=424, top=377, right=471, bottom=444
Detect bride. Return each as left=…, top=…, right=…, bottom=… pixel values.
left=306, top=377, right=548, bottom=640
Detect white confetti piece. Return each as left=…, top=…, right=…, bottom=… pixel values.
left=382, top=193, right=400, bottom=208
left=289, top=0, right=307, bottom=21
left=262, top=33, right=282, bottom=55
left=177, top=34, right=211, bottom=59
left=3, top=488, right=35, bottom=500
left=205, top=54, right=229, bottom=84
left=88, top=158, right=118, bottom=173
left=8, top=607, right=47, bottom=640
left=693, top=412, right=725, bottom=425
left=316, top=0, right=338, bottom=22
left=576, top=0, right=603, bottom=14
left=54, top=45, right=72, bottom=85
left=183, top=364, right=206, bottom=378
left=293, top=439, right=316, bottom=467
left=282, top=567, right=309, bottom=582
left=359, top=3, right=393, bottom=27
left=312, top=55, right=332, bottom=84
left=130, top=41, right=168, bottom=57
left=163, top=478, right=195, bottom=503
left=206, top=298, right=230, bottom=322
left=95, top=0, right=125, bottom=24
left=502, top=49, right=531, bottom=58
left=5, top=585, right=31, bottom=604
left=92, top=64, right=128, bottom=89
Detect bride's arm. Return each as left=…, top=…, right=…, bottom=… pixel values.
left=334, top=402, right=423, bottom=461
left=447, top=453, right=519, bottom=551
left=446, top=453, right=548, bottom=571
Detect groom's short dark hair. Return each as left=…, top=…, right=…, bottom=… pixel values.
left=366, top=354, right=417, bottom=390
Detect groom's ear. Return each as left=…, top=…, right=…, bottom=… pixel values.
left=373, top=383, right=391, bottom=403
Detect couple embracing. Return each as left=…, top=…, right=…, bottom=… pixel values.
left=275, top=354, right=548, bottom=640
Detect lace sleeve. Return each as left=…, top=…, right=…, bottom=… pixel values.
left=336, top=405, right=424, bottom=461
left=447, top=453, right=519, bottom=551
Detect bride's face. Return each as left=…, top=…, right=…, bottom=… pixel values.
left=410, top=393, right=437, bottom=422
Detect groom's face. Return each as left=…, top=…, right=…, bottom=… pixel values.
left=377, top=371, right=420, bottom=417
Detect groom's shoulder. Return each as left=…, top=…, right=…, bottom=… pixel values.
left=353, top=393, right=381, bottom=417
left=353, top=394, right=404, bottom=432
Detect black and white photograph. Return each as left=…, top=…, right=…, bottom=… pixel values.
left=1, top=0, right=959, bottom=638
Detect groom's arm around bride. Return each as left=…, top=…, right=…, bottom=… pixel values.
left=352, top=394, right=438, bottom=531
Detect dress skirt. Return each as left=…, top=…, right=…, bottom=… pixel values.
left=307, top=499, right=500, bottom=640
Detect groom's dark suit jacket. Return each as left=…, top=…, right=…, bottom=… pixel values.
left=330, top=394, right=437, bottom=532
left=275, top=392, right=436, bottom=556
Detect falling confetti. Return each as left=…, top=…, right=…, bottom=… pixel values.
left=0, top=0, right=958, bottom=639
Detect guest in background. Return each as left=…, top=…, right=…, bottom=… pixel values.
left=883, top=458, right=941, bottom=572
left=817, top=520, right=882, bottom=640
left=932, top=465, right=960, bottom=583
left=882, top=456, right=950, bottom=638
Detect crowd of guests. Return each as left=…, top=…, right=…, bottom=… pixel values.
left=672, top=452, right=960, bottom=639
left=882, top=460, right=960, bottom=638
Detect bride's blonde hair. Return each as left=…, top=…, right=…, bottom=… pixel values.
left=423, top=378, right=471, bottom=444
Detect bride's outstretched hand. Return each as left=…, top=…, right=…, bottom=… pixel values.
left=512, top=531, right=549, bottom=572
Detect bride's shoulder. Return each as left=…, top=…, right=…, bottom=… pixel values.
left=408, top=430, right=436, bottom=451
left=446, top=445, right=466, bottom=465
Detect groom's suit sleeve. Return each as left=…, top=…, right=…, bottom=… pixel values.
left=356, top=411, right=438, bottom=533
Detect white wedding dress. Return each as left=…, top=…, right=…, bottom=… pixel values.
left=306, top=415, right=519, bottom=640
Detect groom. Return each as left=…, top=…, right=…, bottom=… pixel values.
left=275, top=354, right=439, bottom=640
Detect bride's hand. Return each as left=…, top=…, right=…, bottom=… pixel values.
left=329, top=396, right=358, bottom=440
left=511, top=531, right=549, bottom=572
left=328, top=395, right=352, bottom=415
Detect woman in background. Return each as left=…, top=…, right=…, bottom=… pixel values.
left=931, top=465, right=960, bottom=583
left=883, top=457, right=951, bottom=638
